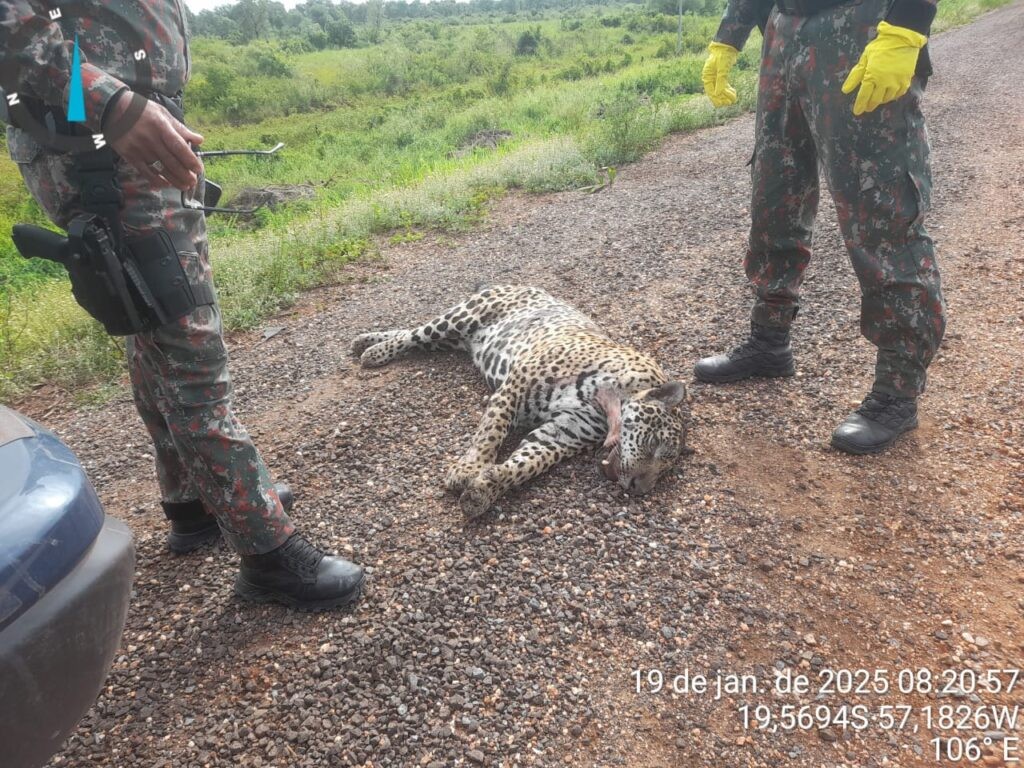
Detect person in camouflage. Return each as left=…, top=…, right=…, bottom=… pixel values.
left=694, top=0, right=946, bottom=454
left=1, top=0, right=364, bottom=609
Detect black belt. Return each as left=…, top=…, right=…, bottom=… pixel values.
left=775, top=0, right=850, bottom=15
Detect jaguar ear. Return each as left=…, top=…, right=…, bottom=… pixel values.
left=646, top=381, right=686, bottom=409
left=593, top=386, right=623, bottom=447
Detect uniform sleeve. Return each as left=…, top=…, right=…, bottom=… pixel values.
left=714, top=0, right=774, bottom=50
left=0, top=0, right=128, bottom=131
left=886, top=0, right=938, bottom=35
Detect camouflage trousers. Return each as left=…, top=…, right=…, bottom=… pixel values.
left=7, top=124, right=294, bottom=555
left=746, top=0, right=946, bottom=397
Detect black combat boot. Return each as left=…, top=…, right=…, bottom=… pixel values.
left=831, top=390, right=918, bottom=455
left=164, top=482, right=295, bottom=554
left=693, top=322, right=795, bottom=383
left=234, top=533, right=365, bottom=610
left=163, top=499, right=219, bottom=555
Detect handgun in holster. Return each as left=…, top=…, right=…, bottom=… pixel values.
left=12, top=215, right=212, bottom=336
left=10, top=141, right=213, bottom=336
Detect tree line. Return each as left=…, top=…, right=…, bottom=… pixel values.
left=187, top=0, right=663, bottom=48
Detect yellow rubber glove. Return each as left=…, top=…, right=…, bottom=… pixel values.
left=702, top=42, right=740, bottom=108
left=841, top=21, right=927, bottom=115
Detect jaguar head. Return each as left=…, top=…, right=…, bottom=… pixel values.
left=596, top=381, right=688, bottom=495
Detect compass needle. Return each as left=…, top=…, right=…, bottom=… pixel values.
left=67, top=33, right=85, bottom=122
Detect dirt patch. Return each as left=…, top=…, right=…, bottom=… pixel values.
left=226, top=183, right=317, bottom=212
left=451, top=129, right=514, bottom=158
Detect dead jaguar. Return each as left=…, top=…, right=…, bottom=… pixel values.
left=351, top=285, right=690, bottom=518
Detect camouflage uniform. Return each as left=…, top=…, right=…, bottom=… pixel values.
left=2, top=0, right=294, bottom=554
left=716, top=0, right=946, bottom=398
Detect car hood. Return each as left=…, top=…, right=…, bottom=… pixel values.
left=0, top=406, right=104, bottom=631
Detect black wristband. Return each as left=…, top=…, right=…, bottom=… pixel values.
left=885, top=0, right=937, bottom=36
left=98, top=86, right=131, bottom=132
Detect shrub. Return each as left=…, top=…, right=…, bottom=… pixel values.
left=649, top=0, right=725, bottom=13
left=251, top=43, right=293, bottom=77
left=186, top=61, right=236, bottom=110
left=557, top=64, right=583, bottom=81
left=583, top=92, right=666, bottom=168
left=220, top=80, right=270, bottom=124
left=487, top=61, right=515, bottom=96
left=364, top=47, right=414, bottom=96
left=307, top=25, right=328, bottom=49
left=673, top=57, right=705, bottom=94
left=326, top=18, right=357, bottom=47
left=515, top=27, right=542, bottom=56
left=625, top=11, right=678, bottom=33
left=279, top=35, right=313, bottom=54
left=655, top=37, right=675, bottom=58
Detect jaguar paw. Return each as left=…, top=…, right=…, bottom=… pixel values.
left=359, top=341, right=396, bottom=368
left=444, top=457, right=487, bottom=494
left=350, top=332, right=384, bottom=357
left=459, top=468, right=502, bottom=520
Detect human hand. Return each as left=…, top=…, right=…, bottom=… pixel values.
left=104, top=91, right=204, bottom=190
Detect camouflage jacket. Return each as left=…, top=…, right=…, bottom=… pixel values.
left=0, top=0, right=190, bottom=132
left=714, top=0, right=939, bottom=52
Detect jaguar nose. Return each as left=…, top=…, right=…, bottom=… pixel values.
left=621, top=474, right=655, bottom=495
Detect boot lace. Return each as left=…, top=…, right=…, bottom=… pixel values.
left=279, top=533, right=326, bottom=577
left=728, top=335, right=777, bottom=360
left=855, top=392, right=914, bottom=429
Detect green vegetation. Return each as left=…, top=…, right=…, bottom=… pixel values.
left=0, top=0, right=1009, bottom=402
left=929, top=0, right=1009, bottom=31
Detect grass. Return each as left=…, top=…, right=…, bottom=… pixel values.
left=0, top=283, right=125, bottom=395
left=0, top=0, right=1010, bottom=402
left=930, top=0, right=1010, bottom=31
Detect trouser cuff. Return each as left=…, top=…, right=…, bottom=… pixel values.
left=164, top=497, right=295, bottom=556
left=871, top=379, right=922, bottom=400
left=751, top=303, right=799, bottom=329
left=161, top=499, right=208, bottom=522
left=221, top=516, right=296, bottom=557
left=873, top=354, right=927, bottom=399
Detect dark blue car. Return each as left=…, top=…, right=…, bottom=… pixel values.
left=0, top=405, right=134, bottom=768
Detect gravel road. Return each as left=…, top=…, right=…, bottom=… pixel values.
left=33, top=4, right=1023, bottom=766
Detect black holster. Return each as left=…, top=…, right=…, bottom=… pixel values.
left=13, top=208, right=214, bottom=336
